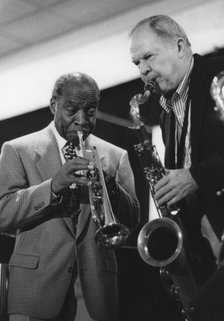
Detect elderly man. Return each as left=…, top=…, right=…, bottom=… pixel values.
left=129, top=14, right=224, bottom=320
left=0, top=72, right=140, bottom=321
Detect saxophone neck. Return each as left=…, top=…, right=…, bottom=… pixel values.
left=129, top=93, right=152, bottom=146
left=135, top=125, right=152, bottom=147
left=129, top=95, right=144, bottom=128
left=129, top=80, right=158, bottom=132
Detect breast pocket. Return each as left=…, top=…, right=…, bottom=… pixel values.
left=9, top=253, right=39, bottom=269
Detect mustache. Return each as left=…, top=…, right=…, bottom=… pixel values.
left=67, top=124, right=92, bottom=132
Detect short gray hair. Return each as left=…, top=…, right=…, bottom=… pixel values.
left=129, top=15, right=191, bottom=47
left=51, top=72, right=100, bottom=100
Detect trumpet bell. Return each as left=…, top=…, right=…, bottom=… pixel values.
left=95, top=222, right=130, bottom=249
left=137, top=218, right=183, bottom=267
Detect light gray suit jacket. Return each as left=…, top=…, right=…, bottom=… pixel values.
left=0, top=124, right=140, bottom=320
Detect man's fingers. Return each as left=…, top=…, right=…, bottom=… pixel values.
left=73, top=176, right=89, bottom=186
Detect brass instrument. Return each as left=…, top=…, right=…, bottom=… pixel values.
left=67, top=131, right=130, bottom=249
left=129, top=82, right=197, bottom=320
left=210, top=71, right=224, bottom=115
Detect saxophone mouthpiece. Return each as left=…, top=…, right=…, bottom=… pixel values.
left=144, top=79, right=161, bottom=95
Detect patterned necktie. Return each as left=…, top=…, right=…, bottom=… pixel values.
left=62, top=142, right=81, bottom=228
left=62, top=142, right=77, bottom=161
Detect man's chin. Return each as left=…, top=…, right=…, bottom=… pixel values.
left=154, top=79, right=166, bottom=95
left=153, top=83, right=164, bottom=95
left=65, top=132, right=80, bottom=146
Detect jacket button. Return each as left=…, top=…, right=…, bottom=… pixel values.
left=68, top=265, right=73, bottom=273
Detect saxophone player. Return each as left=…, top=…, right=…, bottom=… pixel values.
left=0, top=72, right=140, bottom=321
left=129, top=14, right=224, bottom=320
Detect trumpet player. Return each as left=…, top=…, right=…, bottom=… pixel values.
left=0, top=72, right=140, bottom=321
left=129, top=14, right=224, bottom=320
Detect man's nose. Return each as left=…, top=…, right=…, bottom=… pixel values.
left=74, top=110, right=86, bottom=125
left=139, top=60, right=151, bottom=76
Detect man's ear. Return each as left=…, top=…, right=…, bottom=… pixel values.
left=176, top=38, right=185, bottom=57
left=49, top=97, right=56, bottom=115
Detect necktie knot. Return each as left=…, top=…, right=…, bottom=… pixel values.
left=61, top=142, right=81, bottom=229
left=62, top=142, right=77, bottom=161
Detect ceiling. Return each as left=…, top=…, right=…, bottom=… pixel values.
left=0, top=0, right=156, bottom=59
left=0, top=0, right=224, bottom=121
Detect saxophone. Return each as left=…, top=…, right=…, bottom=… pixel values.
left=129, top=82, right=197, bottom=320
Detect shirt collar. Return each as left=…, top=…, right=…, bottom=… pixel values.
left=50, top=121, right=67, bottom=152
left=50, top=121, right=88, bottom=161
left=175, top=56, right=193, bottom=100
left=159, top=57, right=194, bottom=112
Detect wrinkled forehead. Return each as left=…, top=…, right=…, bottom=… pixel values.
left=63, top=82, right=99, bottom=107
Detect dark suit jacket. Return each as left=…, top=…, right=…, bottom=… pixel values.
left=160, top=53, right=224, bottom=240
left=0, top=124, right=140, bottom=320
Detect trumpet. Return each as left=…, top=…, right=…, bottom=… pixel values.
left=69, top=131, right=130, bottom=249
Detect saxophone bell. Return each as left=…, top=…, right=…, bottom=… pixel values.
left=137, top=217, right=198, bottom=312
left=137, top=218, right=184, bottom=268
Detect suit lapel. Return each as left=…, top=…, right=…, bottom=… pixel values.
left=190, top=54, right=211, bottom=166
left=35, top=125, right=76, bottom=237
left=35, top=125, right=62, bottom=181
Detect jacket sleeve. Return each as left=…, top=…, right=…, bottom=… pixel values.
left=0, top=142, right=56, bottom=233
left=190, top=153, right=224, bottom=196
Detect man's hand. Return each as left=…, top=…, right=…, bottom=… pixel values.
left=154, top=168, right=199, bottom=208
left=51, top=157, right=92, bottom=195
